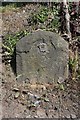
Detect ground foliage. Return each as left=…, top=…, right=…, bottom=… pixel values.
left=28, top=5, right=60, bottom=31
left=2, top=2, right=80, bottom=79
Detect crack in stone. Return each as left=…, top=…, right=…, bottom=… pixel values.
left=50, top=40, right=56, bottom=50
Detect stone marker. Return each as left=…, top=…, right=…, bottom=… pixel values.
left=16, top=30, right=69, bottom=84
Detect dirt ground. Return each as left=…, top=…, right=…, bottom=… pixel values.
left=2, top=3, right=41, bottom=36
left=1, top=3, right=80, bottom=118
left=2, top=62, right=80, bottom=118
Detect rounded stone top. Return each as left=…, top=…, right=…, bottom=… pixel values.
left=16, top=30, right=68, bottom=53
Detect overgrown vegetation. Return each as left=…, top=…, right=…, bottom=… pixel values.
left=0, top=2, right=27, bottom=12
left=28, top=6, right=60, bottom=32
left=2, top=30, right=29, bottom=56
left=0, top=3, right=19, bottom=12
left=69, top=58, right=78, bottom=79
left=2, top=2, right=80, bottom=80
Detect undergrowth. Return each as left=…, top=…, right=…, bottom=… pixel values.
left=28, top=6, right=60, bottom=32
left=2, top=30, right=29, bottom=57
left=2, top=3, right=79, bottom=80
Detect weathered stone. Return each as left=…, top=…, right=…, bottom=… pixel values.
left=16, top=30, right=69, bottom=83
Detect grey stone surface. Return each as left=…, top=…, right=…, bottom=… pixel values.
left=16, top=30, right=69, bottom=83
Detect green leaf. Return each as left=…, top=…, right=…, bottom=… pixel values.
left=59, top=84, right=65, bottom=90
left=43, top=98, right=49, bottom=102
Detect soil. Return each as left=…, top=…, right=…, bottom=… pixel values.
left=2, top=62, right=80, bottom=118
left=2, top=3, right=41, bottom=36
left=1, top=3, right=80, bottom=119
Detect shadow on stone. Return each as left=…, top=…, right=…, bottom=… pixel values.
left=10, top=47, right=16, bottom=75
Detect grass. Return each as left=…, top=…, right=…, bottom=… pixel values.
left=69, top=58, right=78, bottom=80
left=0, top=3, right=20, bottom=13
